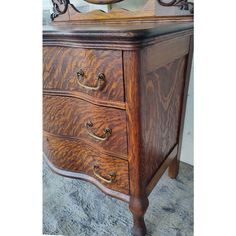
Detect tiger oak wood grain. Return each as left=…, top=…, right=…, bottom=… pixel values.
left=168, top=35, right=193, bottom=179
left=43, top=47, right=124, bottom=103
left=43, top=132, right=129, bottom=194
left=44, top=153, right=130, bottom=202
left=43, top=19, right=193, bottom=236
left=43, top=95, right=127, bottom=157
left=141, top=56, right=187, bottom=185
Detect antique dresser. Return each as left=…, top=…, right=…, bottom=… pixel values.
left=43, top=0, right=193, bottom=235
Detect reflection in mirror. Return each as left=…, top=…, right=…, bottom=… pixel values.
left=70, top=0, right=110, bottom=12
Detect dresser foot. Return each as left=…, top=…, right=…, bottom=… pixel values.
left=132, top=217, right=147, bottom=236
left=168, top=156, right=179, bottom=179
left=129, top=197, right=149, bottom=236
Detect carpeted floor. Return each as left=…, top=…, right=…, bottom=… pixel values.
left=43, top=161, right=193, bottom=236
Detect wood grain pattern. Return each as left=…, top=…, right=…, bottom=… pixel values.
left=146, top=144, right=178, bottom=195
left=43, top=95, right=127, bottom=157
left=168, top=35, right=193, bottom=178
left=145, top=36, right=190, bottom=72
left=43, top=20, right=193, bottom=236
left=141, top=55, right=188, bottom=186
left=124, top=50, right=149, bottom=236
left=43, top=47, right=124, bottom=104
left=43, top=90, right=126, bottom=110
left=43, top=21, right=193, bottom=50
left=44, top=153, right=130, bottom=202
left=43, top=132, right=129, bottom=194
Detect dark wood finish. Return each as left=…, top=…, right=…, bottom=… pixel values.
left=43, top=132, right=129, bottom=194
left=145, top=36, right=190, bottom=72
left=43, top=47, right=124, bottom=104
left=43, top=95, right=127, bottom=157
left=168, top=35, right=193, bottom=178
left=124, top=50, right=149, bottom=236
left=43, top=18, right=193, bottom=236
left=146, top=144, right=178, bottom=195
left=140, top=54, right=188, bottom=185
left=43, top=20, right=193, bottom=50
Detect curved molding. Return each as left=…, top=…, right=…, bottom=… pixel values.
left=43, top=130, right=128, bottom=160
left=43, top=153, right=130, bottom=203
left=43, top=27, right=193, bottom=51
left=43, top=89, right=126, bottom=110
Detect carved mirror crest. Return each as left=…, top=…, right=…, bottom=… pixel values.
left=49, top=0, right=193, bottom=21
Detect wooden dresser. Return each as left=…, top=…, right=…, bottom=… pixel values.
left=43, top=3, right=193, bottom=234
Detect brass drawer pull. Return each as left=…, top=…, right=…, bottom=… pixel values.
left=86, top=121, right=112, bottom=141
left=93, top=165, right=116, bottom=184
left=77, top=69, right=105, bottom=91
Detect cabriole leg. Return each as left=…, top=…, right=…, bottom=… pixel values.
left=129, top=197, right=149, bottom=236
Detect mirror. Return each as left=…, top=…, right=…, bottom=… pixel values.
left=84, top=0, right=124, bottom=3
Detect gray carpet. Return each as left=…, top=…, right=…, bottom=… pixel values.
left=43, top=161, right=193, bottom=236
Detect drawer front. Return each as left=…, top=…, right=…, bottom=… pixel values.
left=43, top=95, right=127, bottom=157
left=43, top=47, right=124, bottom=103
left=43, top=133, right=129, bottom=194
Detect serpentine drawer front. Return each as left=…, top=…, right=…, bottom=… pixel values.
left=43, top=19, right=193, bottom=236
left=43, top=95, right=127, bottom=157
left=43, top=47, right=124, bottom=106
left=43, top=133, right=129, bottom=194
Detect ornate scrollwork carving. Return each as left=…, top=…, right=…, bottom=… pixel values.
left=51, top=0, right=70, bottom=20
left=158, top=0, right=193, bottom=13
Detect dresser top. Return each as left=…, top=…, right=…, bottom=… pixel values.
left=43, top=17, right=193, bottom=49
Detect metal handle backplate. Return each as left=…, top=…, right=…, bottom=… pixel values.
left=86, top=121, right=111, bottom=141
left=93, top=165, right=116, bottom=184
left=77, top=69, right=105, bottom=91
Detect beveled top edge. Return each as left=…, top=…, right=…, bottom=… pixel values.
left=43, top=17, right=193, bottom=40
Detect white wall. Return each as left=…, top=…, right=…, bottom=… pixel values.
left=180, top=63, right=193, bottom=165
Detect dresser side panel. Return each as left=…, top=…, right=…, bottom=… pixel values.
left=140, top=35, right=191, bottom=185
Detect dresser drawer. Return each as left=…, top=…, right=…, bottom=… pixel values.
left=43, top=95, right=127, bottom=157
left=43, top=133, right=129, bottom=195
left=43, top=47, right=124, bottom=104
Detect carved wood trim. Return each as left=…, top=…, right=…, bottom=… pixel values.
left=51, top=0, right=70, bottom=21
left=49, top=0, right=193, bottom=22
left=158, top=0, right=194, bottom=13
